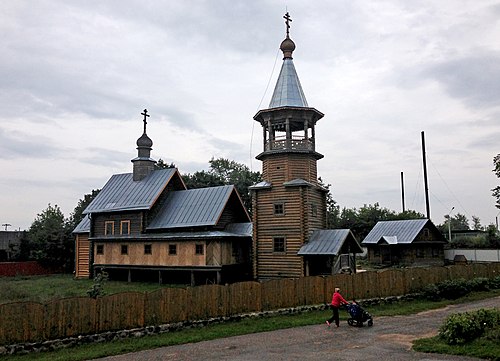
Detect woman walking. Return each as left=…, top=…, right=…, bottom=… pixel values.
left=326, top=287, right=348, bottom=327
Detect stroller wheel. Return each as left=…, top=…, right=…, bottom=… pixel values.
left=367, top=319, right=373, bottom=327
left=348, top=319, right=354, bottom=326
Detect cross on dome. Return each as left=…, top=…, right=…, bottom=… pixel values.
left=141, top=109, right=150, bottom=134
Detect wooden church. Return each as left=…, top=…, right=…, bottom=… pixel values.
left=74, top=14, right=363, bottom=283
left=73, top=111, right=253, bottom=285
left=250, top=14, right=362, bottom=279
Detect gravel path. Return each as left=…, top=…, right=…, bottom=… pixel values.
left=93, top=296, right=500, bottom=361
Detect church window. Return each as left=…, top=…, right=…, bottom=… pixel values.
left=169, top=244, right=177, bottom=255
left=120, top=221, right=130, bottom=235
left=144, top=244, right=152, bottom=255
left=311, top=204, right=318, bottom=217
left=195, top=244, right=204, bottom=255
left=274, top=203, right=284, bottom=215
left=105, top=221, right=114, bottom=236
left=121, top=245, right=128, bottom=255
left=273, top=236, right=286, bottom=253
left=96, top=244, right=104, bottom=255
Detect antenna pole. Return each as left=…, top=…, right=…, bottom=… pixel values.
left=421, top=131, right=431, bottom=219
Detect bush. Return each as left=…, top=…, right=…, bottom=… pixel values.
left=467, top=277, right=490, bottom=292
left=439, top=308, right=500, bottom=345
left=488, top=275, right=500, bottom=289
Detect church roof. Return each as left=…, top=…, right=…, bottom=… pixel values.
left=268, top=58, right=308, bottom=108
left=147, top=185, right=249, bottom=229
left=83, top=168, right=178, bottom=214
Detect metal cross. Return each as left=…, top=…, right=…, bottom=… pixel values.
left=141, top=109, right=150, bottom=133
left=283, top=12, right=292, bottom=36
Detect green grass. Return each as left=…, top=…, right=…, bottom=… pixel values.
left=413, top=336, right=500, bottom=361
left=1, top=289, right=499, bottom=361
left=0, top=274, right=171, bottom=304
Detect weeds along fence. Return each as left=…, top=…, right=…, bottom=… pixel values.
left=0, top=263, right=499, bottom=345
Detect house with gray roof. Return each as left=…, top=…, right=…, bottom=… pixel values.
left=74, top=111, right=252, bottom=285
left=361, top=219, right=448, bottom=266
left=298, top=229, right=363, bottom=275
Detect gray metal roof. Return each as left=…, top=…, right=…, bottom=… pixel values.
left=283, top=178, right=313, bottom=187
left=248, top=181, right=272, bottom=190
left=362, top=219, right=430, bottom=245
left=83, top=169, right=177, bottom=214
left=225, top=222, right=252, bottom=236
left=298, top=229, right=363, bottom=255
left=147, top=185, right=236, bottom=229
left=269, top=58, right=308, bottom=108
left=73, top=216, right=90, bottom=233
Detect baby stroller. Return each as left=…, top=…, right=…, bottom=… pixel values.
left=345, top=302, right=373, bottom=327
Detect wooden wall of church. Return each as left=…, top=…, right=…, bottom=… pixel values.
left=252, top=183, right=326, bottom=279
left=93, top=241, right=207, bottom=267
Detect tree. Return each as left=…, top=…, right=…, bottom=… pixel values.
left=155, top=158, right=176, bottom=169
left=318, top=177, right=340, bottom=229
left=68, top=189, right=100, bottom=230
left=27, top=204, right=71, bottom=271
left=493, top=153, right=500, bottom=210
left=182, top=157, right=261, bottom=213
left=327, top=201, right=424, bottom=240
left=471, top=216, right=483, bottom=231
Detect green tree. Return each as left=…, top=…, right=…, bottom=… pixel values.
left=27, top=204, right=72, bottom=271
left=328, top=202, right=424, bottom=240
left=155, top=158, right=176, bottom=169
left=68, top=189, right=100, bottom=230
left=471, top=216, right=483, bottom=231
left=318, top=177, right=340, bottom=229
left=493, top=153, right=500, bottom=210
left=182, top=157, right=261, bottom=213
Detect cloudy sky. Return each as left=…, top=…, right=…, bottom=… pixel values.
left=1, top=0, right=500, bottom=231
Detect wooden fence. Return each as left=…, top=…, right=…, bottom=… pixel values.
left=0, top=263, right=499, bottom=345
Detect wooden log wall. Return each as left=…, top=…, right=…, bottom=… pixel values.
left=1, top=264, right=499, bottom=345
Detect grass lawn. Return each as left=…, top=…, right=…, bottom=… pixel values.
left=413, top=336, right=500, bottom=361
left=0, top=274, right=171, bottom=304
left=0, top=286, right=498, bottom=361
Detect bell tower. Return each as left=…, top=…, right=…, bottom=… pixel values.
left=250, top=13, right=328, bottom=279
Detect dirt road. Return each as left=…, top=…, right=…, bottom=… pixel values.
left=94, top=296, right=500, bottom=361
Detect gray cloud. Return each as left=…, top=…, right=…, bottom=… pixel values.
left=0, top=128, right=61, bottom=159
left=421, top=51, right=500, bottom=109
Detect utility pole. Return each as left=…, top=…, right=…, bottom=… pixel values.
left=401, top=171, right=406, bottom=212
left=2, top=223, right=11, bottom=231
left=448, top=207, right=454, bottom=241
left=421, top=131, right=431, bottom=219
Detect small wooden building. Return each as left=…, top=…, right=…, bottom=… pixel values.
left=74, top=113, right=252, bottom=285
left=298, top=229, right=363, bottom=275
left=362, top=219, right=448, bottom=266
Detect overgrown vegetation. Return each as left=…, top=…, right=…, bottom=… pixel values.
left=86, top=271, right=109, bottom=299
left=420, top=276, right=500, bottom=301
left=414, top=308, right=500, bottom=360
left=0, top=275, right=167, bottom=305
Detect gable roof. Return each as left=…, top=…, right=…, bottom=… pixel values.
left=147, top=185, right=249, bottom=230
left=362, top=219, right=446, bottom=245
left=83, top=168, right=180, bottom=214
left=298, top=229, right=363, bottom=255
left=73, top=216, right=90, bottom=233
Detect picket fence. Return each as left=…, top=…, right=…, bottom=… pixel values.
left=0, top=263, right=499, bottom=345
